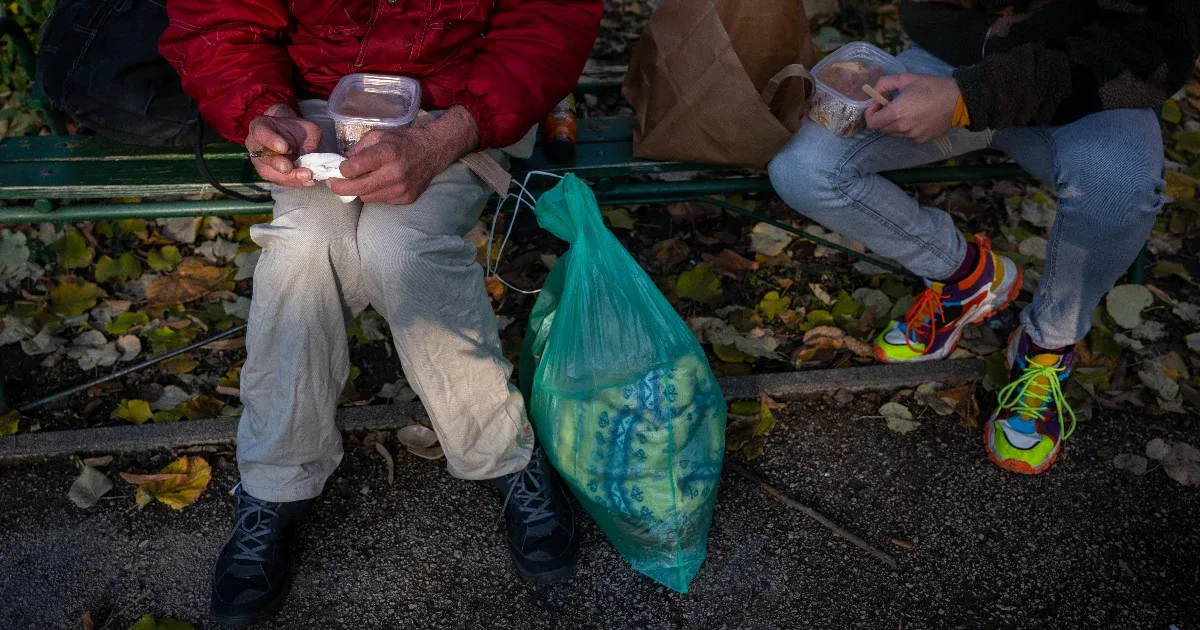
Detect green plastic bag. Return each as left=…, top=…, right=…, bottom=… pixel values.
left=519, top=174, right=727, bottom=592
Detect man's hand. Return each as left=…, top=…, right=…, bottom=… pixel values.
left=246, top=103, right=323, bottom=187
left=329, top=105, right=480, bottom=205
left=864, top=74, right=961, bottom=143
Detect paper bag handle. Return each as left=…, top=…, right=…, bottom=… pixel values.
left=760, top=63, right=813, bottom=106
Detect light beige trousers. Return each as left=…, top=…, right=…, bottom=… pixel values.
left=237, top=100, right=535, bottom=502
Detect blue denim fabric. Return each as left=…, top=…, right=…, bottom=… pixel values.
left=769, top=47, right=1165, bottom=348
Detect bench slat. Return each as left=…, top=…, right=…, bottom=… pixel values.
left=1, top=141, right=733, bottom=201
left=0, top=118, right=637, bottom=163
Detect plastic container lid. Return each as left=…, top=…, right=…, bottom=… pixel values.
left=327, top=73, right=421, bottom=128
left=810, top=42, right=905, bottom=106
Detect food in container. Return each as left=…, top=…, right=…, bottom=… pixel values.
left=807, top=42, right=904, bottom=137
left=327, top=73, right=421, bottom=153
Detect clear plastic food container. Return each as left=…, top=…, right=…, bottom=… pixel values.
left=327, top=73, right=422, bottom=153
left=807, top=42, right=905, bottom=137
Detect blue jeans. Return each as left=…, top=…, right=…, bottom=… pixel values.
left=768, top=47, right=1165, bottom=349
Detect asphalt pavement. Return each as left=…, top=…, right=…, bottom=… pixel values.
left=2, top=392, right=1197, bottom=629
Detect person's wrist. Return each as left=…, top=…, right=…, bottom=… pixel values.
left=429, top=106, right=480, bottom=165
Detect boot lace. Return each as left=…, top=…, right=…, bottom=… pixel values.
left=501, top=452, right=555, bottom=525
left=231, top=493, right=280, bottom=563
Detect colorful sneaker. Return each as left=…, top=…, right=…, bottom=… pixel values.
left=984, top=327, right=1077, bottom=475
left=875, top=235, right=1022, bottom=364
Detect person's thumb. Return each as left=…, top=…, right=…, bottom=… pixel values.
left=873, top=73, right=915, bottom=97
left=299, top=121, right=322, bottom=154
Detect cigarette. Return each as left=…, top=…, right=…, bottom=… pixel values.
left=247, top=147, right=294, bottom=157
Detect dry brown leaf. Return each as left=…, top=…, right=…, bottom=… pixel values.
left=183, top=395, right=225, bottom=420
left=82, top=455, right=114, bottom=467
left=397, top=424, right=439, bottom=449
left=842, top=337, right=874, bottom=358
left=1145, top=284, right=1176, bottom=307
left=809, top=283, right=834, bottom=306
left=120, top=456, right=212, bottom=510
left=407, top=444, right=445, bottom=460
left=103, top=299, right=133, bottom=313
left=705, top=250, right=758, bottom=278
left=793, top=335, right=841, bottom=363
left=653, top=237, right=691, bottom=267
left=802, top=326, right=845, bottom=343
left=463, top=222, right=489, bottom=249
left=484, top=275, right=506, bottom=300
left=761, top=392, right=786, bottom=410
left=374, top=442, right=395, bottom=485
left=938, top=384, right=980, bottom=425
left=667, top=201, right=721, bottom=223
left=147, top=259, right=227, bottom=305
left=207, top=336, right=246, bottom=351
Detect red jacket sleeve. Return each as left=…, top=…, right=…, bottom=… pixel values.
left=456, top=0, right=603, bottom=149
left=159, top=0, right=298, bottom=144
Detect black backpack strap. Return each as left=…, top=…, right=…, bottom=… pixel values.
left=194, top=119, right=272, bottom=203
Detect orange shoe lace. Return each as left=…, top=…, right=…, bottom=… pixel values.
left=902, top=286, right=946, bottom=352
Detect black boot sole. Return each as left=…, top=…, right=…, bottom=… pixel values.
left=210, top=574, right=292, bottom=629
left=513, top=558, right=575, bottom=585
left=508, top=533, right=580, bottom=585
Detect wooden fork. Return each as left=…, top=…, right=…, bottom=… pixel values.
left=861, top=84, right=953, bottom=156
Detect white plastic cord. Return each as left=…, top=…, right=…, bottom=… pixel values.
left=485, top=171, right=564, bottom=295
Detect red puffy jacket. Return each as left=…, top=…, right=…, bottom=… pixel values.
left=159, top=0, right=602, bottom=149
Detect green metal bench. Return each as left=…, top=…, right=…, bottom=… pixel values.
left=0, top=16, right=1149, bottom=412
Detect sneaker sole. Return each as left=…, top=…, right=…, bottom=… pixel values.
left=982, top=418, right=1059, bottom=476
left=875, top=261, right=1024, bottom=365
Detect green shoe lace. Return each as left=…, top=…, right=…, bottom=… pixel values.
left=996, top=358, right=1077, bottom=440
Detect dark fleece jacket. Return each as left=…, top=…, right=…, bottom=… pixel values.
left=900, top=0, right=1200, bottom=130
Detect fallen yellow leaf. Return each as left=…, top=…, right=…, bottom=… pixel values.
left=49, top=281, right=104, bottom=316
left=160, top=358, right=199, bottom=375
left=120, top=456, right=212, bottom=510
left=1164, top=170, right=1197, bottom=200
left=676, top=263, right=723, bottom=302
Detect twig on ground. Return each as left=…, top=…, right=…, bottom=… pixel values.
left=726, top=461, right=898, bottom=569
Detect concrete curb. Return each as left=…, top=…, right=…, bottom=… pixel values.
left=0, top=360, right=984, bottom=461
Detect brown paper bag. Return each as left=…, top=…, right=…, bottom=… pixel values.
left=622, top=0, right=815, bottom=168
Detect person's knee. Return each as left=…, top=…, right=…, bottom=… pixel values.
left=767, top=139, right=843, bottom=221
left=1056, top=111, right=1164, bottom=226
left=251, top=191, right=359, bottom=260
left=356, top=218, right=474, bottom=283
left=1057, top=150, right=1164, bottom=229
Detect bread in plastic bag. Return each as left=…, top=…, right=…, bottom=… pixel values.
left=519, top=174, right=726, bottom=592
